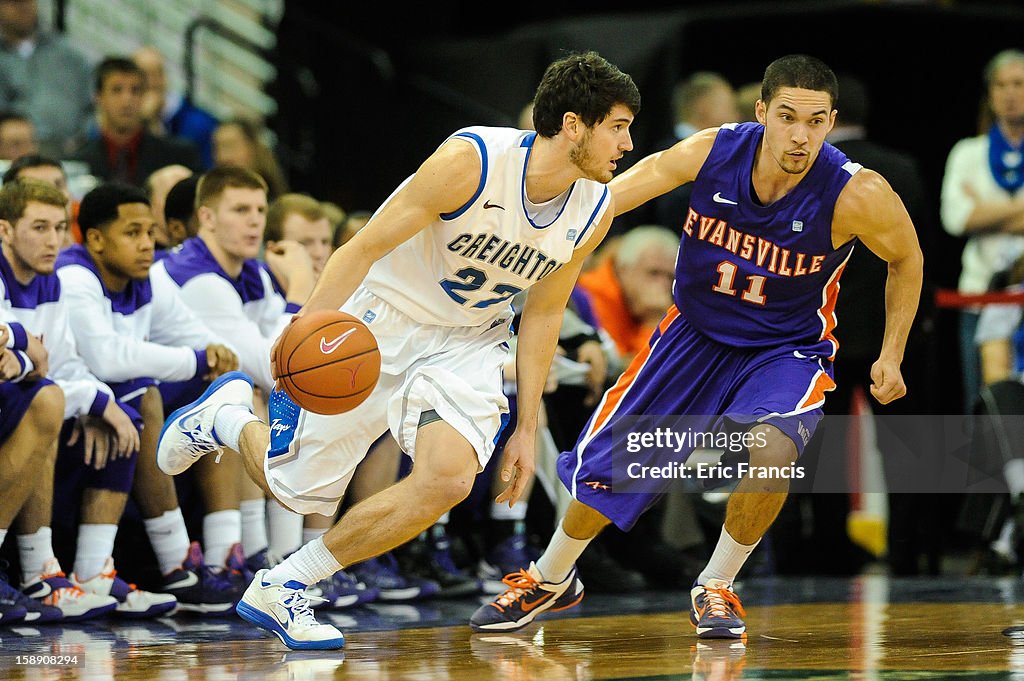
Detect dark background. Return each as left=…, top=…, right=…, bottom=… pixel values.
left=267, top=0, right=1024, bottom=416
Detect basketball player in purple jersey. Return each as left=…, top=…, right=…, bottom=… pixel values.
left=471, top=54, right=923, bottom=639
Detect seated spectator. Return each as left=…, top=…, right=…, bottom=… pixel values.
left=161, top=173, right=200, bottom=251
left=56, top=181, right=243, bottom=614
left=0, top=178, right=174, bottom=617
left=333, top=209, right=371, bottom=250
left=265, top=193, right=334, bottom=280
left=71, top=57, right=202, bottom=188
left=0, top=0, right=93, bottom=156
left=133, top=46, right=219, bottom=170
left=577, top=224, right=678, bottom=362
left=143, top=164, right=193, bottom=253
left=213, top=118, right=289, bottom=200
left=2, top=154, right=79, bottom=246
left=0, top=111, right=36, bottom=160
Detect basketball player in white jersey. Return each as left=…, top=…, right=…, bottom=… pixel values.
left=157, top=50, right=641, bottom=650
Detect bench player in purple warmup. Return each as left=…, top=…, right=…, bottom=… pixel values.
left=469, top=54, right=923, bottom=639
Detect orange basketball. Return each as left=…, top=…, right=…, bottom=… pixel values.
left=274, top=310, right=381, bottom=415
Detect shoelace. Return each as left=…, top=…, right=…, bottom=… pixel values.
left=181, top=419, right=226, bottom=464
left=495, top=569, right=540, bottom=608
left=39, top=570, right=88, bottom=599
left=278, top=587, right=327, bottom=627
left=700, top=586, right=746, bottom=620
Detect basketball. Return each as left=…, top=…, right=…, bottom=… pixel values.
left=274, top=310, right=381, bottom=415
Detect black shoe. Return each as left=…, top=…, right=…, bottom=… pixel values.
left=395, top=526, right=482, bottom=598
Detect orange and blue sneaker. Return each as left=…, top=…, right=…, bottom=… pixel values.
left=469, top=563, right=584, bottom=633
left=689, top=579, right=746, bottom=639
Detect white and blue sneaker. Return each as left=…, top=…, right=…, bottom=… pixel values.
left=235, top=569, right=345, bottom=650
left=157, top=371, right=255, bottom=476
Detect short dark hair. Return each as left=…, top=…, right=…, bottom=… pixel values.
left=195, top=165, right=268, bottom=211
left=531, top=50, right=641, bottom=138
left=95, top=56, right=145, bottom=93
left=78, top=182, right=150, bottom=234
left=761, top=54, right=838, bottom=109
left=2, top=154, right=64, bottom=185
left=164, top=175, right=200, bottom=225
left=0, top=179, right=68, bottom=224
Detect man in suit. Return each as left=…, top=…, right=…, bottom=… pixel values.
left=72, top=57, right=202, bottom=188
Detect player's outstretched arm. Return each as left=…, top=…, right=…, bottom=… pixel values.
left=609, top=127, right=718, bottom=217
left=833, top=169, right=924, bottom=404
left=299, top=138, right=483, bottom=317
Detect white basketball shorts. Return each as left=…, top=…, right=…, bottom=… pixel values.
left=264, top=286, right=513, bottom=516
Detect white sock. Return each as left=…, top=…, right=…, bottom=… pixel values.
left=144, top=508, right=192, bottom=575
left=213, top=405, right=259, bottom=451
left=265, top=537, right=342, bottom=586
left=1007, top=459, right=1024, bottom=498
left=267, top=500, right=303, bottom=558
left=240, top=499, right=268, bottom=558
left=698, top=526, right=760, bottom=586
left=203, top=509, right=241, bottom=566
left=74, top=524, right=118, bottom=581
left=535, top=521, right=593, bottom=584
left=0, top=528, right=7, bottom=546
left=491, top=500, right=528, bottom=521
left=18, top=527, right=56, bottom=583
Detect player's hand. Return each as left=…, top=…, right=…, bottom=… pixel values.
left=869, top=357, right=906, bottom=405
left=495, top=429, right=536, bottom=507
left=0, top=324, right=8, bottom=349
left=0, top=349, right=19, bottom=381
left=24, top=332, right=48, bottom=380
left=205, top=343, right=239, bottom=380
left=70, top=417, right=114, bottom=470
left=575, top=339, right=608, bottom=408
left=102, top=400, right=141, bottom=458
left=265, top=240, right=314, bottom=283
left=270, top=314, right=302, bottom=385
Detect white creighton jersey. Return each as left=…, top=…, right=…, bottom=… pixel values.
left=362, top=126, right=610, bottom=327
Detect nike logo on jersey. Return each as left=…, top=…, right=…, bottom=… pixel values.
left=483, top=200, right=504, bottom=210
left=320, top=329, right=356, bottom=354
left=163, top=571, right=200, bottom=590
left=712, top=192, right=738, bottom=205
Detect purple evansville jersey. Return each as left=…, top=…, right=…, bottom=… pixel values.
left=674, top=122, right=861, bottom=358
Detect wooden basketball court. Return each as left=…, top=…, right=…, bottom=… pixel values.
left=2, top=574, right=1021, bottom=680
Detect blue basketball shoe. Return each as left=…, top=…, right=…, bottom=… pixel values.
left=236, top=570, right=344, bottom=650
left=157, top=371, right=255, bottom=476
left=689, top=579, right=746, bottom=639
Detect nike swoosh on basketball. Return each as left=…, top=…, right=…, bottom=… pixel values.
left=712, top=192, right=738, bottom=205
left=521, top=591, right=554, bottom=612
left=320, top=329, right=357, bottom=354
left=483, top=200, right=505, bottom=210
left=163, top=571, right=199, bottom=590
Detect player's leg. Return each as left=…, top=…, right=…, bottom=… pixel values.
left=0, top=382, right=67, bottom=624
left=72, top=449, right=177, bottom=618
left=689, top=346, right=830, bottom=640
